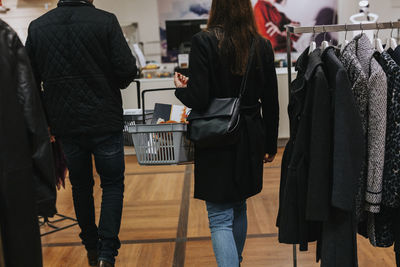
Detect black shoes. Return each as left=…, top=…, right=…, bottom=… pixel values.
left=98, top=260, right=114, bottom=267
left=87, top=249, right=98, bottom=266
left=87, top=249, right=114, bottom=267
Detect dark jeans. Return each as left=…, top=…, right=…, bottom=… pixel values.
left=60, top=132, right=125, bottom=264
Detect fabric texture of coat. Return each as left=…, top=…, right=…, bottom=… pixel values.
left=277, top=48, right=331, bottom=251
left=382, top=47, right=400, bottom=254
left=25, top=0, right=137, bottom=137
left=339, top=34, right=388, bottom=223
left=318, top=47, right=364, bottom=267
left=388, top=46, right=400, bottom=66
left=341, top=34, right=387, bottom=215
left=365, top=51, right=400, bottom=249
left=0, top=19, right=56, bottom=267
left=175, top=31, right=279, bottom=203
left=379, top=52, right=400, bottom=209
left=339, top=41, right=369, bottom=222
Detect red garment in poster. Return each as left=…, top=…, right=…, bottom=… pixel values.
left=254, top=0, right=299, bottom=52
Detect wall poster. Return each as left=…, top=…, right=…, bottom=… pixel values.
left=157, top=0, right=338, bottom=63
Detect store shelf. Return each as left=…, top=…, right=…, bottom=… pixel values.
left=136, top=67, right=295, bottom=82
left=276, top=67, right=296, bottom=75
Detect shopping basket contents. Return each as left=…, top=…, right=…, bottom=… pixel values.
left=127, top=88, right=194, bottom=165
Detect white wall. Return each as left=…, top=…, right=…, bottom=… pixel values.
left=95, top=0, right=161, bottom=62
left=0, top=0, right=56, bottom=42
left=0, top=0, right=162, bottom=61
left=337, top=0, right=400, bottom=41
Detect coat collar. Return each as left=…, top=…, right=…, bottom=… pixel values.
left=304, top=49, right=323, bottom=81
left=295, top=47, right=323, bottom=81
left=58, top=0, right=94, bottom=7
left=295, top=46, right=309, bottom=73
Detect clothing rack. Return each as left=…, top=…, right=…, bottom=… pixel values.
left=286, top=22, right=400, bottom=89
left=284, top=21, right=400, bottom=267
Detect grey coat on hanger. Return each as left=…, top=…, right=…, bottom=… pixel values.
left=340, top=33, right=388, bottom=246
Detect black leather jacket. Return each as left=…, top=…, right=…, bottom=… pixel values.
left=0, top=19, right=57, bottom=218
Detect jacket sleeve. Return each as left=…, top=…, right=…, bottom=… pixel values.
left=14, top=34, right=57, bottom=217
left=305, top=68, right=332, bottom=221
left=109, top=14, right=138, bottom=89
left=175, top=33, right=210, bottom=110
left=261, top=40, right=279, bottom=155
left=331, top=68, right=364, bottom=211
left=365, top=67, right=387, bottom=213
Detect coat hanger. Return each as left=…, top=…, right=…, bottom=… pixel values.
left=374, top=22, right=384, bottom=53
left=341, top=23, right=350, bottom=52
left=385, top=21, right=398, bottom=51
left=321, top=25, right=330, bottom=51
left=309, top=26, right=317, bottom=55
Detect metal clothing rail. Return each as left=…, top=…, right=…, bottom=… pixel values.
left=284, top=21, right=400, bottom=267
left=286, top=21, right=400, bottom=88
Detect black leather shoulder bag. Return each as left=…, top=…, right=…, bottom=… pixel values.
left=187, top=40, right=255, bottom=148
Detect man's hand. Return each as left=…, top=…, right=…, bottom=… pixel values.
left=264, top=153, right=276, bottom=163
left=174, top=72, right=189, bottom=88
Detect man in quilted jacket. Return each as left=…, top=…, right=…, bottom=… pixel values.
left=25, top=0, right=138, bottom=266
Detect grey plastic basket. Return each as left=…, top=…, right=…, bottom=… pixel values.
left=128, top=123, right=194, bottom=165
left=123, top=110, right=154, bottom=146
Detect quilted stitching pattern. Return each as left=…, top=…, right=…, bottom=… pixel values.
left=26, top=5, right=136, bottom=136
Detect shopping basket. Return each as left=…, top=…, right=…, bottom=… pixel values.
left=127, top=88, right=194, bottom=165
left=123, top=109, right=153, bottom=146
left=128, top=123, right=194, bottom=165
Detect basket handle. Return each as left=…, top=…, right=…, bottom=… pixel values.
left=134, top=80, right=141, bottom=109
left=141, top=88, right=178, bottom=124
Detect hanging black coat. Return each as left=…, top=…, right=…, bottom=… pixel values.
left=0, top=20, right=56, bottom=267
left=277, top=48, right=330, bottom=251
left=175, top=31, right=279, bottom=203
left=318, top=47, right=364, bottom=267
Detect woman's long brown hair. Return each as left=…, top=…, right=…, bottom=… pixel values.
left=207, top=0, right=260, bottom=75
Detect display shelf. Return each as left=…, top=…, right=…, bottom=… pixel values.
left=136, top=67, right=296, bottom=82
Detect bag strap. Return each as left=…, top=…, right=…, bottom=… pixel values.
left=239, top=39, right=256, bottom=98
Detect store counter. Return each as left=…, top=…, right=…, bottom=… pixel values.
left=121, top=67, right=296, bottom=139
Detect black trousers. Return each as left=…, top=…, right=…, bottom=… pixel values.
left=60, top=131, right=125, bottom=264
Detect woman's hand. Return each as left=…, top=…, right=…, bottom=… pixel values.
left=174, top=72, right=189, bottom=88
left=264, top=153, right=276, bottom=163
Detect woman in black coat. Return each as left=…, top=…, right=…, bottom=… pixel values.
left=174, top=0, right=279, bottom=266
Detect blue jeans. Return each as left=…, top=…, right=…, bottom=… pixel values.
left=206, top=201, right=247, bottom=267
left=60, top=132, right=125, bottom=264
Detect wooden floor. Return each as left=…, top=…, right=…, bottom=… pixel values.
left=41, top=148, right=396, bottom=266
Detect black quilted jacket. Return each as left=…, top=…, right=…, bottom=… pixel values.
left=26, top=0, right=137, bottom=137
